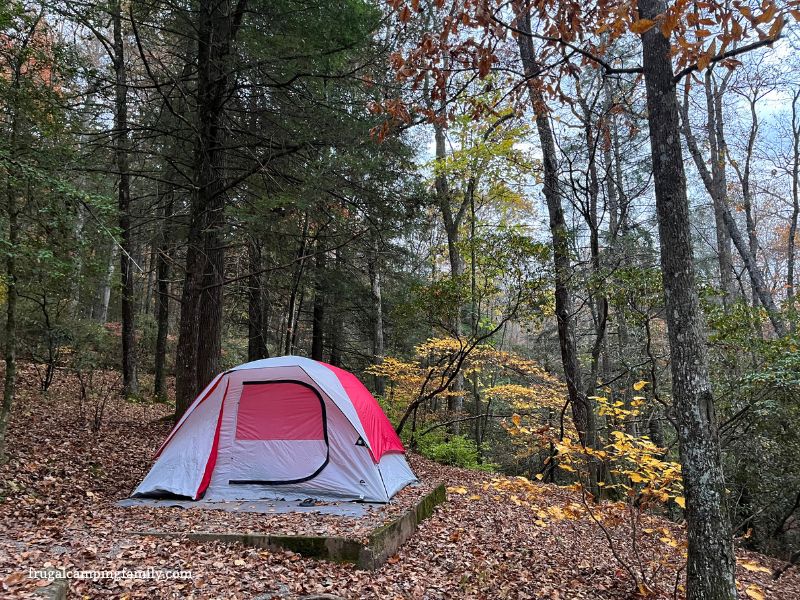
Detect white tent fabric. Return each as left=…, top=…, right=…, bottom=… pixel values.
left=133, top=357, right=417, bottom=503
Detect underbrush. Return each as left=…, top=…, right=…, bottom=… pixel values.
left=416, top=432, right=497, bottom=471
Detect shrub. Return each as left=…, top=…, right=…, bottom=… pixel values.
left=417, top=433, right=495, bottom=471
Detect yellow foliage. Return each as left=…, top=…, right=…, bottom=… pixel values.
left=556, top=390, right=684, bottom=512
left=486, top=383, right=565, bottom=411
left=368, top=337, right=568, bottom=456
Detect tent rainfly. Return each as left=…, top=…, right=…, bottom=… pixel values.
left=133, top=356, right=417, bottom=503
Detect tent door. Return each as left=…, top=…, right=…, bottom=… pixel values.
left=227, top=380, right=329, bottom=485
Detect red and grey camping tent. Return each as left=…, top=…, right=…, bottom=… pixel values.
left=133, top=356, right=417, bottom=502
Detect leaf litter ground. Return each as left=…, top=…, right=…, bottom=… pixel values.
left=0, top=366, right=798, bottom=599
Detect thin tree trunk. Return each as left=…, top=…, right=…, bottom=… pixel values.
left=637, top=1, right=737, bottom=597
left=706, top=73, right=736, bottom=304
left=514, top=8, right=592, bottom=449
left=739, top=93, right=762, bottom=276
left=681, top=82, right=784, bottom=336
left=720, top=206, right=785, bottom=336
left=153, top=245, right=171, bottom=399
left=311, top=242, right=326, bottom=361
left=95, top=244, right=116, bottom=323
left=604, top=79, right=628, bottom=241
left=289, top=289, right=305, bottom=353
left=143, top=241, right=158, bottom=315
left=69, top=204, right=86, bottom=318
left=113, top=1, right=138, bottom=397
left=153, top=191, right=174, bottom=400
left=0, top=120, right=19, bottom=463
left=284, top=213, right=309, bottom=356
left=434, top=120, right=466, bottom=431
left=603, top=87, right=635, bottom=433
left=248, top=237, right=268, bottom=360
left=578, top=91, right=608, bottom=425
left=368, top=242, right=385, bottom=395
left=328, top=248, right=343, bottom=367
left=679, top=78, right=734, bottom=304
left=787, top=89, right=799, bottom=320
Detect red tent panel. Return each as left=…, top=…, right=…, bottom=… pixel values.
left=322, top=362, right=405, bottom=462
left=235, top=382, right=324, bottom=441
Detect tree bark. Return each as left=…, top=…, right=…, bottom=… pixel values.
left=637, top=1, right=737, bottom=597
left=113, top=1, right=139, bottom=397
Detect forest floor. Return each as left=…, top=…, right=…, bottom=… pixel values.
left=0, top=365, right=798, bottom=599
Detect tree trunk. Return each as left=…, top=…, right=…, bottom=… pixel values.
left=328, top=248, right=343, bottom=367
left=368, top=242, right=385, bottom=396
left=578, top=91, right=608, bottom=417
left=603, top=88, right=635, bottom=433
left=175, top=0, right=247, bottom=417
left=720, top=205, right=785, bottom=336
left=433, top=120, right=465, bottom=431
left=284, top=213, right=309, bottom=356
left=681, top=79, right=784, bottom=336
left=68, top=204, right=86, bottom=318
left=704, top=73, right=736, bottom=304
left=143, top=241, right=158, bottom=315
left=153, top=191, right=174, bottom=400
left=289, top=289, right=305, bottom=353
left=787, top=89, right=799, bottom=320
left=680, top=76, right=735, bottom=304
left=153, top=245, right=171, bottom=400
left=637, top=1, right=737, bottom=597
left=311, top=241, right=326, bottom=361
left=94, top=243, right=116, bottom=323
left=740, top=92, right=763, bottom=284
left=514, top=9, right=592, bottom=448
left=113, top=2, right=138, bottom=397
left=0, top=119, right=19, bottom=463
left=248, top=237, right=268, bottom=360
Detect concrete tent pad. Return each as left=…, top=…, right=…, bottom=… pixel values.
left=117, top=483, right=446, bottom=570
left=116, top=497, right=371, bottom=518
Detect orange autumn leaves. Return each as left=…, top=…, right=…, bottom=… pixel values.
left=380, top=0, right=800, bottom=136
